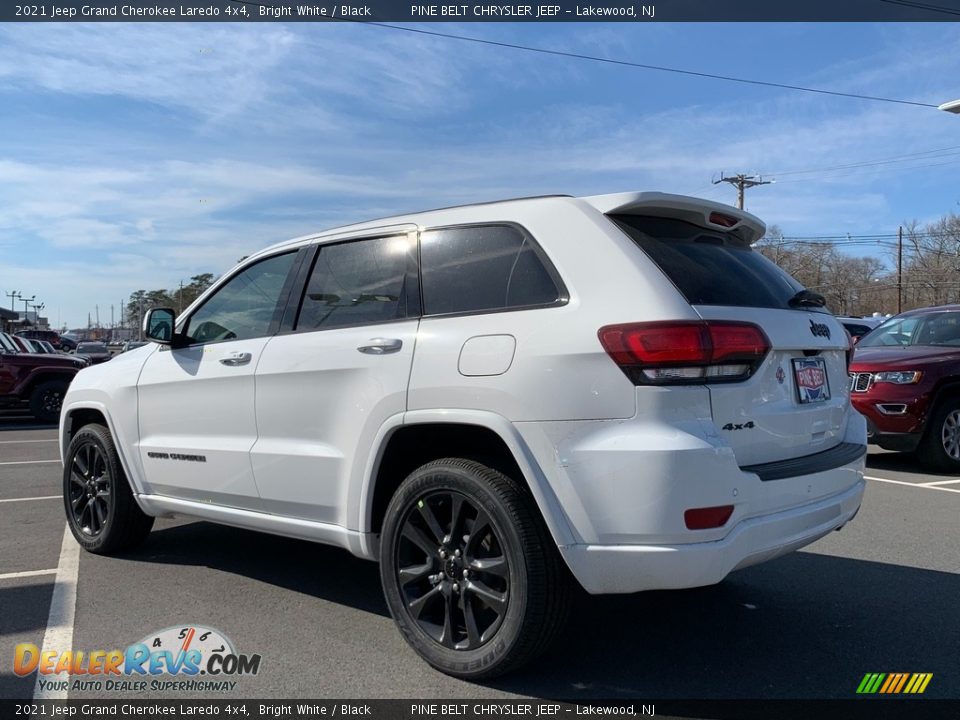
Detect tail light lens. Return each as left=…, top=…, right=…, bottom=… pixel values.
left=598, top=321, right=770, bottom=385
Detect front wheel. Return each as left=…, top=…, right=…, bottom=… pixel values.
left=29, top=380, right=67, bottom=424
left=379, top=459, right=570, bottom=679
left=63, top=423, right=154, bottom=554
left=918, top=398, right=960, bottom=472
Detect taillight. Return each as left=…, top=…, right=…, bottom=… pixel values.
left=598, top=321, right=770, bottom=385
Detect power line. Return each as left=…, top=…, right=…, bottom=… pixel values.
left=876, top=0, right=960, bottom=18
left=767, top=145, right=960, bottom=177
left=771, top=156, right=960, bottom=184
left=227, top=2, right=939, bottom=109
left=365, top=23, right=940, bottom=109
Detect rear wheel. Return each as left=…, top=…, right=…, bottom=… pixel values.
left=63, top=423, right=154, bottom=554
left=29, top=380, right=67, bottom=424
left=380, top=459, right=570, bottom=679
left=918, top=398, right=960, bottom=472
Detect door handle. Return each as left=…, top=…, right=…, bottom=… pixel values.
left=357, top=338, right=403, bottom=355
left=219, top=351, right=252, bottom=366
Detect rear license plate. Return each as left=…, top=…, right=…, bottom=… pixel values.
left=793, top=357, right=830, bottom=404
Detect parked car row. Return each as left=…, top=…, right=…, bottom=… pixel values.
left=0, top=331, right=87, bottom=422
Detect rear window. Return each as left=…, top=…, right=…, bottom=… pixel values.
left=611, top=215, right=807, bottom=310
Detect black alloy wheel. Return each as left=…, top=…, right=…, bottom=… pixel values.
left=29, top=380, right=68, bottom=424
left=396, top=490, right=510, bottom=650
left=380, top=458, right=570, bottom=679
left=63, top=423, right=154, bottom=554
left=67, top=440, right=112, bottom=537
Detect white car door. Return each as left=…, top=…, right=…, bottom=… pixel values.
left=252, top=231, right=419, bottom=526
left=136, top=251, right=300, bottom=508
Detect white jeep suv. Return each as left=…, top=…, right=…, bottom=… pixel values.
left=59, top=192, right=866, bottom=678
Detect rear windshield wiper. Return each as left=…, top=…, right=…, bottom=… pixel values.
left=788, top=289, right=826, bottom=308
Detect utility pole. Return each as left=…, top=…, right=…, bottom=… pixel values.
left=6, top=290, right=20, bottom=310
left=713, top=173, right=773, bottom=210
left=20, top=295, right=35, bottom=317
left=897, top=225, right=903, bottom=314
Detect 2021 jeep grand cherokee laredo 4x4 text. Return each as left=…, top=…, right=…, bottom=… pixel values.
left=59, top=192, right=866, bottom=678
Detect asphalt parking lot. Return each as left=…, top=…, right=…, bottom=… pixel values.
left=0, top=409, right=957, bottom=703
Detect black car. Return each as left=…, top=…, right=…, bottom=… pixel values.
left=74, top=341, right=112, bottom=364
left=59, top=335, right=79, bottom=351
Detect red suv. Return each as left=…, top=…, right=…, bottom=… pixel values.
left=849, top=305, right=960, bottom=471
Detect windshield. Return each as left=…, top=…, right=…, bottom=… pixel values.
left=77, top=344, right=107, bottom=353
left=858, top=312, right=960, bottom=348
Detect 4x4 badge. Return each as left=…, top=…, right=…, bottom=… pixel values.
left=809, top=319, right=832, bottom=339
left=776, top=366, right=785, bottom=384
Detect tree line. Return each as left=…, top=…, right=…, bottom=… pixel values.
left=124, top=274, right=215, bottom=327
left=756, top=211, right=960, bottom=317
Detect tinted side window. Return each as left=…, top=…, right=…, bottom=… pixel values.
left=184, top=252, right=297, bottom=344
left=420, top=225, right=561, bottom=315
left=612, top=215, right=806, bottom=310
left=296, top=235, right=413, bottom=331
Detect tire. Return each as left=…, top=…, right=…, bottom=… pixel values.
left=918, top=397, right=960, bottom=472
left=379, top=458, right=570, bottom=679
left=29, top=380, right=68, bottom=424
left=63, top=423, right=154, bottom=554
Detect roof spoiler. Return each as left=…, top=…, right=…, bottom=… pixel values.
left=582, top=192, right=767, bottom=245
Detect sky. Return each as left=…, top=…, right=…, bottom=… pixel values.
left=1, top=21, right=959, bottom=330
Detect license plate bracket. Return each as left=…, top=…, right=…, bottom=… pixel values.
left=793, top=357, right=830, bottom=404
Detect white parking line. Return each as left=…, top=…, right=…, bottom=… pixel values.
left=33, top=523, right=80, bottom=701
left=0, top=495, right=60, bottom=504
left=0, top=439, right=57, bottom=444
left=0, top=569, right=58, bottom=580
left=920, top=478, right=960, bottom=487
left=865, top=475, right=960, bottom=494
left=0, top=460, right=60, bottom=466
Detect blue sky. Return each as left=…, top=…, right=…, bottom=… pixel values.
left=1, top=22, right=959, bottom=329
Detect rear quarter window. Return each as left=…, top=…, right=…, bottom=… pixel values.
left=419, top=224, right=564, bottom=316
left=612, top=215, right=806, bottom=310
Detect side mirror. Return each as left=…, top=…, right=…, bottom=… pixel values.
left=143, top=308, right=176, bottom=345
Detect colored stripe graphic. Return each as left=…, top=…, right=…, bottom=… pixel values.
left=857, top=673, right=932, bottom=694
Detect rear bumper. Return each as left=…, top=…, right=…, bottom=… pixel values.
left=561, top=477, right=865, bottom=594
left=515, top=405, right=867, bottom=594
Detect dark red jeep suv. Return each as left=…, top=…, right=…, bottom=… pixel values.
left=849, top=305, right=960, bottom=471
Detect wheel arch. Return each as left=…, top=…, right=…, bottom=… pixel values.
left=358, top=410, right=576, bottom=559
left=61, top=401, right=148, bottom=500
left=20, top=370, right=76, bottom=398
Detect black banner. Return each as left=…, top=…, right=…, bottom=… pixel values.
left=4, top=0, right=960, bottom=22
left=1, top=699, right=958, bottom=720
